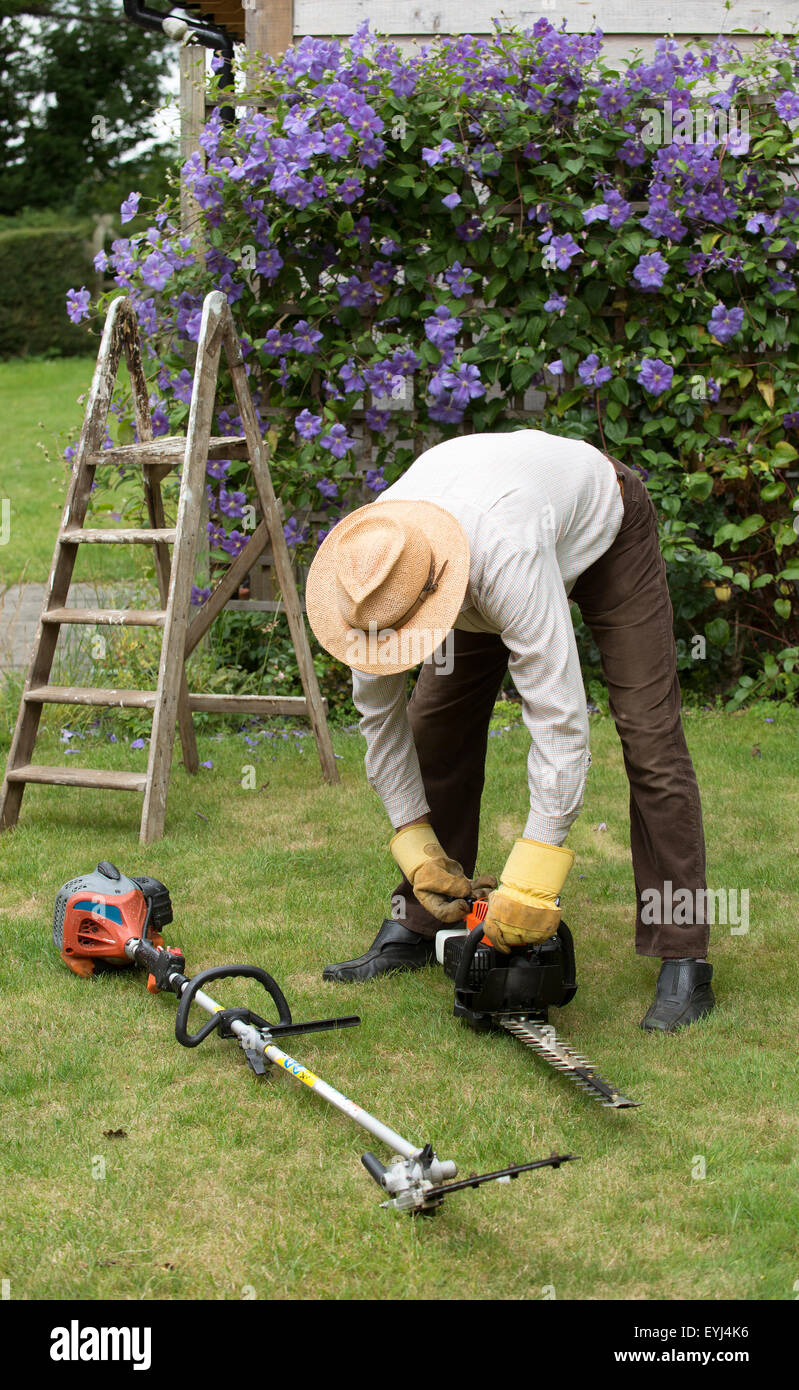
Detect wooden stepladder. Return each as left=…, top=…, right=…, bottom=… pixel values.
left=0, top=291, right=339, bottom=843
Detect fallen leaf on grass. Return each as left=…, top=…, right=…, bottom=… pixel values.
left=102, top=1128, right=127, bottom=1139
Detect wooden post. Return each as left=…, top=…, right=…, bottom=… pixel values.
left=179, top=43, right=206, bottom=234
left=245, top=0, right=293, bottom=65
left=179, top=41, right=210, bottom=586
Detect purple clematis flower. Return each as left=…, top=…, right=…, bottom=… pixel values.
left=543, top=292, right=568, bottom=314
left=295, top=409, right=323, bottom=439
left=632, top=252, right=669, bottom=290
left=444, top=261, right=474, bottom=297
left=637, top=358, right=674, bottom=395
left=66, top=287, right=91, bottom=324
left=775, top=92, right=799, bottom=123
left=365, top=467, right=388, bottom=492
left=339, top=176, right=364, bottom=205
left=292, top=320, right=323, bottom=354
left=424, top=305, right=463, bottom=350
left=707, top=303, right=744, bottom=343
left=120, top=192, right=141, bottom=224
left=578, top=354, right=613, bottom=387
left=320, top=424, right=355, bottom=458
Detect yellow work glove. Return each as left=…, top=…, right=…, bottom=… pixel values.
left=483, top=839, right=575, bottom=953
left=390, top=824, right=497, bottom=924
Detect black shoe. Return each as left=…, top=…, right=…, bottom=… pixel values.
left=323, top=919, right=436, bottom=983
left=641, top=958, right=715, bottom=1033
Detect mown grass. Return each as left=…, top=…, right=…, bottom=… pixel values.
left=0, top=704, right=796, bottom=1301
left=0, top=354, right=147, bottom=590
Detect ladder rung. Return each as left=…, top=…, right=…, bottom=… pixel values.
left=6, top=764, right=147, bottom=792
left=86, top=435, right=250, bottom=469
left=43, top=608, right=167, bottom=627
left=187, top=694, right=316, bottom=716
left=61, top=528, right=177, bottom=545
left=26, top=686, right=157, bottom=708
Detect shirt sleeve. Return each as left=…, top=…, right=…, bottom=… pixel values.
left=499, top=546, right=591, bottom=846
left=350, top=669, right=431, bottom=827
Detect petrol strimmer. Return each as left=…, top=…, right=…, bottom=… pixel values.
left=439, top=900, right=641, bottom=1109
left=53, top=862, right=578, bottom=1214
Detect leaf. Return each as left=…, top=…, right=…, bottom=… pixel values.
left=756, top=380, right=775, bottom=408
left=705, top=618, right=730, bottom=647
left=603, top=416, right=628, bottom=444
left=774, top=599, right=792, bottom=620
left=619, top=231, right=642, bottom=256
left=484, top=273, right=508, bottom=302
left=685, top=472, right=713, bottom=501
left=760, top=481, right=785, bottom=502
left=511, top=361, right=536, bottom=392
left=609, top=377, right=629, bottom=405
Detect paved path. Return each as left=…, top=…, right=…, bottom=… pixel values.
left=0, top=582, right=112, bottom=672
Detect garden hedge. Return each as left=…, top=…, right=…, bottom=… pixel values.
left=1, top=222, right=95, bottom=358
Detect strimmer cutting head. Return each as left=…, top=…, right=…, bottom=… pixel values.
left=442, top=903, right=641, bottom=1110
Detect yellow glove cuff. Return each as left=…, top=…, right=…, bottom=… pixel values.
left=390, top=824, right=446, bottom=884
left=502, top=838, right=575, bottom=901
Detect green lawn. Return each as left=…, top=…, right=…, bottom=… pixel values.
left=0, top=705, right=796, bottom=1301
left=0, top=355, right=147, bottom=591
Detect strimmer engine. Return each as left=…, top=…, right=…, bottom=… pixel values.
left=53, top=860, right=172, bottom=977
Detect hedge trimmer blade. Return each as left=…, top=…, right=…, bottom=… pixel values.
left=499, top=1017, right=641, bottom=1109
left=411, top=1151, right=580, bottom=1208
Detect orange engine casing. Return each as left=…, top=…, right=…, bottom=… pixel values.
left=59, top=887, right=147, bottom=973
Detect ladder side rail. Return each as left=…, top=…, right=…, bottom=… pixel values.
left=0, top=297, right=130, bottom=831
left=121, top=308, right=199, bottom=776
left=222, top=309, right=340, bottom=786
left=139, top=294, right=227, bottom=842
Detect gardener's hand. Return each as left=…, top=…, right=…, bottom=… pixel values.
left=391, top=823, right=497, bottom=924
left=483, top=839, right=575, bottom=953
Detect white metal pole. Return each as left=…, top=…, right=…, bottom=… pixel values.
left=188, top=985, right=421, bottom=1160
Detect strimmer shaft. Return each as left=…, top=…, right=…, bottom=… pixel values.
left=499, top=1016, right=641, bottom=1109
left=187, top=985, right=424, bottom=1160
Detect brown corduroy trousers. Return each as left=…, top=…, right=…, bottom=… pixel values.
left=390, top=457, right=709, bottom=959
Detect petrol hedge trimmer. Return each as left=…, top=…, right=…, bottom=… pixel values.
left=53, top=862, right=578, bottom=1214
left=439, top=900, right=641, bottom=1110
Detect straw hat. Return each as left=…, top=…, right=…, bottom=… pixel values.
left=305, top=499, right=470, bottom=675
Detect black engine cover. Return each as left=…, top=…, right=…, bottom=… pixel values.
left=443, top=922, right=577, bottom=1030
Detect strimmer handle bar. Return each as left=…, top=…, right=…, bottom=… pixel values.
left=175, top=964, right=292, bottom=1047
left=173, top=963, right=361, bottom=1049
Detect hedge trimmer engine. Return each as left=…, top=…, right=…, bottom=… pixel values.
left=52, top=863, right=579, bottom=1214
left=441, top=901, right=641, bottom=1110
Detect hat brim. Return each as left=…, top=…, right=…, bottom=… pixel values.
left=305, top=498, right=470, bottom=675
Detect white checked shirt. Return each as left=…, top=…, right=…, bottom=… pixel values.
left=351, top=430, right=625, bottom=844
